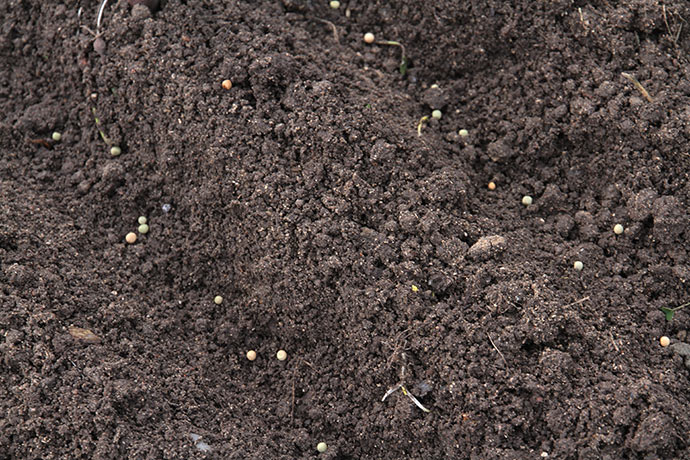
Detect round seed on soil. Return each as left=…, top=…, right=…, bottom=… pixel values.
left=317, top=442, right=328, bottom=453
left=364, top=32, right=375, bottom=44
left=573, top=260, right=583, bottom=271
left=613, top=224, right=624, bottom=235
left=330, top=0, right=340, bottom=8
left=488, top=181, right=496, bottom=191
left=138, top=224, right=149, bottom=234
left=52, top=132, right=62, bottom=142
left=276, top=349, right=287, bottom=361
left=110, top=146, right=121, bottom=156
left=660, top=336, right=670, bottom=347
left=214, top=295, right=223, bottom=305
left=431, top=109, right=442, bottom=120
left=246, top=350, right=257, bottom=361
left=138, top=216, right=147, bottom=225
left=125, top=232, right=137, bottom=244
left=522, top=195, right=533, bottom=206
left=222, top=79, right=232, bottom=90
left=458, top=129, right=469, bottom=138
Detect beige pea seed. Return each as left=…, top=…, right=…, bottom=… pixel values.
left=573, top=260, right=583, bottom=271
left=276, top=349, right=287, bottom=361
left=613, top=224, right=624, bottom=235
left=317, top=442, right=328, bottom=453
left=222, top=79, right=232, bottom=90
left=125, top=232, right=137, bottom=244
left=214, top=295, right=223, bottom=305
left=522, top=195, right=533, bottom=206
left=363, top=32, right=375, bottom=44
left=660, top=336, right=670, bottom=347
left=246, top=350, right=257, bottom=361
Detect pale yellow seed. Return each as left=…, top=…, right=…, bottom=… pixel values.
left=276, top=349, right=287, bottom=361
left=363, top=32, right=375, bottom=44
left=660, top=336, right=670, bottom=347
left=214, top=295, right=223, bottom=305
left=613, top=224, right=624, bottom=235
left=246, top=350, right=257, bottom=361
left=125, top=232, right=137, bottom=244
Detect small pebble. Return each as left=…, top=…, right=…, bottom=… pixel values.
left=52, top=132, right=62, bottom=142
left=222, top=79, right=232, bottom=90
left=317, top=442, right=328, bottom=453
left=613, top=224, right=624, bottom=235
left=488, top=181, right=496, bottom=191
left=138, top=224, right=149, bottom=234
left=138, top=216, right=147, bottom=225
left=246, top=350, right=257, bottom=361
left=214, top=295, right=223, bottom=305
left=522, top=195, right=533, bottom=206
left=125, top=232, right=137, bottom=244
left=573, top=260, right=583, bottom=271
left=363, top=32, right=375, bottom=44
left=660, top=336, right=670, bottom=347
left=276, top=349, right=287, bottom=361
left=110, top=146, right=121, bottom=156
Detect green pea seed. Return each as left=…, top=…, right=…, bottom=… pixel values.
left=138, top=224, right=149, bottom=234
left=458, top=129, right=469, bottom=138
left=431, top=109, right=442, bottom=120
left=138, top=216, right=147, bottom=225
left=317, top=442, right=327, bottom=453
left=613, top=224, right=624, bottom=235
left=52, top=132, right=62, bottom=142
left=110, top=146, right=121, bottom=156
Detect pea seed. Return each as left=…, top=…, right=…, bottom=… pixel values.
left=138, top=224, right=149, bottom=234
left=52, top=132, right=62, bottom=141
left=317, top=442, right=327, bottom=453
left=110, top=146, right=121, bottom=156
left=214, top=295, right=223, bottom=305
left=613, top=224, right=624, bottom=235
left=431, top=109, right=442, bottom=120
left=522, top=195, right=533, bottom=206
left=573, top=261, right=583, bottom=271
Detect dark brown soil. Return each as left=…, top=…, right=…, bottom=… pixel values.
left=2, top=0, right=690, bottom=458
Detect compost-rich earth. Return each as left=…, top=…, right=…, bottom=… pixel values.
left=1, top=1, right=689, bottom=458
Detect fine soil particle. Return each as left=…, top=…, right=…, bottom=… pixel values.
left=1, top=1, right=690, bottom=459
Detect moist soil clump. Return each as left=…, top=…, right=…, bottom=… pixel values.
left=1, top=1, right=689, bottom=458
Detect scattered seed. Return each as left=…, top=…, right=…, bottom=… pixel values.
left=138, top=224, right=149, bottom=234
left=317, top=442, right=328, bottom=453
left=52, top=132, right=62, bottom=142
left=138, top=216, right=147, bottom=225
left=214, top=295, right=223, bottom=305
left=110, top=146, right=121, bottom=156
left=522, top=195, right=533, bottom=206
left=660, top=336, right=670, bottom=347
left=246, top=350, right=257, bottom=361
left=363, top=32, right=375, bottom=44
left=573, top=260, right=583, bottom=271
left=276, top=349, right=287, bottom=361
left=488, top=181, right=496, bottom=191
left=330, top=0, right=340, bottom=8
left=431, top=109, right=442, bottom=120
left=613, top=224, right=624, bottom=235
left=125, top=232, right=137, bottom=244
left=222, top=79, right=232, bottom=90
left=458, top=129, right=469, bottom=138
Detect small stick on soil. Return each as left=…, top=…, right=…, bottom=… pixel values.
left=311, top=17, right=339, bottom=44
left=608, top=330, right=620, bottom=352
left=487, top=333, right=508, bottom=368
left=621, top=73, right=654, bottom=103
left=561, top=296, right=590, bottom=309
left=375, top=40, right=409, bottom=75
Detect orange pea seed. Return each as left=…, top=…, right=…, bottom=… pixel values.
left=125, top=232, right=137, bottom=244
left=488, top=181, right=496, bottom=190
left=660, top=336, right=670, bottom=347
left=222, top=79, right=232, bottom=90
left=246, top=350, right=257, bottom=361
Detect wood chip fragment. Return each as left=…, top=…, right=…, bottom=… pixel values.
left=68, top=326, right=101, bottom=343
